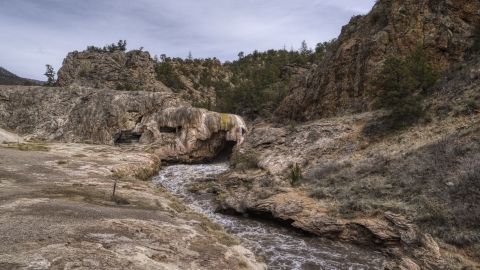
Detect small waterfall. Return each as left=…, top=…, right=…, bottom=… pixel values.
left=153, top=164, right=384, bottom=270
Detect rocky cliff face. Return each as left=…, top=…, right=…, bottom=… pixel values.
left=57, top=50, right=170, bottom=92
left=275, top=0, right=480, bottom=121
left=0, top=85, right=246, bottom=163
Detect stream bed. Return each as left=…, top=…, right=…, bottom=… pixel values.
left=153, top=164, right=385, bottom=270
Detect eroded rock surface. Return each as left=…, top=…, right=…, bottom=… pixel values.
left=0, top=143, right=266, bottom=270
left=57, top=49, right=169, bottom=92
left=212, top=108, right=480, bottom=269
left=0, top=85, right=246, bottom=163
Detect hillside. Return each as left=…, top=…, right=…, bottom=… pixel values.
left=275, top=0, right=480, bottom=121
left=206, top=0, right=480, bottom=268
left=153, top=48, right=325, bottom=119
left=0, top=67, right=43, bottom=86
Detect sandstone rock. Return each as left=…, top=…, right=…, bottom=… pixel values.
left=0, top=85, right=246, bottom=163
left=57, top=49, right=170, bottom=92
left=275, top=0, right=480, bottom=121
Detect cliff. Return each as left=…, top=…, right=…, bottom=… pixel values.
left=275, top=0, right=480, bottom=121
left=0, top=85, right=246, bottom=163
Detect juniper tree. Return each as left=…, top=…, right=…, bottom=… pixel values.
left=371, top=46, right=439, bottom=128
left=44, top=64, right=56, bottom=86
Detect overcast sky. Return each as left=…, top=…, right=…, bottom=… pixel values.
left=0, top=0, right=374, bottom=81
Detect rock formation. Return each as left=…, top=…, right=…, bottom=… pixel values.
left=275, top=0, right=480, bottom=121
left=57, top=50, right=170, bottom=92
left=0, top=85, right=246, bottom=163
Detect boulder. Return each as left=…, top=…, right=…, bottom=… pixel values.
left=56, top=50, right=170, bottom=92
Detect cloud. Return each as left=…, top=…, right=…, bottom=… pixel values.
left=0, top=0, right=374, bottom=80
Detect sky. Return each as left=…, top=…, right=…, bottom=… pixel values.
left=0, top=0, right=374, bottom=81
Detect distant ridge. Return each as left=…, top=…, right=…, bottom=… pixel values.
left=0, top=66, right=44, bottom=85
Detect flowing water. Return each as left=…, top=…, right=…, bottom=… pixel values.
left=153, top=164, right=385, bottom=270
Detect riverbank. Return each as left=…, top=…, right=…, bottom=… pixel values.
left=215, top=109, right=480, bottom=269
left=0, top=142, right=266, bottom=270
left=154, top=163, right=385, bottom=269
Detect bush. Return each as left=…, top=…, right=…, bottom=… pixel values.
left=289, top=163, right=302, bottom=185
left=472, top=20, right=480, bottom=52
left=371, top=46, right=440, bottom=128
left=135, top=163, right=162, bottom=181
left=155, top=62, right=186, bottom=90
left=370, top=10, right=388, bottom=27
left=230, top=150, right=259, bottom=170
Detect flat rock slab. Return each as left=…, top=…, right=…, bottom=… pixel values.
left=0, top=143, right=266, bottom=270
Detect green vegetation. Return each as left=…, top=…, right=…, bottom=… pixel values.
left=289, top=163, right=302, bottom=185
left=153, top=40, right=336, bottom=119
left=154, top=61, right=186, bottom=91
left=471, top=20, right=480, bottom=52
left=371, top=46, right=440, bottom=129
left=370, top=8, right=388, bottom=27
left=215, top=43, right=326, bottom=118
left=0, top=67, right=42, bottom=86
left=2, top=142, right=50, bottom=152
left=115, top=82, right=136, bottom=91
left=44, top=64, right=56, bottom=86
left=230, top=150, right=259, bottom=170
left=86, top=40, right=127, bottom=53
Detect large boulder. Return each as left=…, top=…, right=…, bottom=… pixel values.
left=56, top=50, right=170, bottom=92
left=0, top=85, right=246, bottom=163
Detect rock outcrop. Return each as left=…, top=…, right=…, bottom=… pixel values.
left=57, top=50, right=170, bottom=92
left=275, top=0, right=480, bottom=121
left=0, top=85, right=246, bottom=163
left=0, top=143, right=267, bottom=270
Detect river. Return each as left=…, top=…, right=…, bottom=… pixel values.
left=153, top=163, right=384, bottom=270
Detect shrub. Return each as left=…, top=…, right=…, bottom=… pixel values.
left=230, top=150, right=259, bottom=169
left=135, top=163, right=162, bottom=181
left=371, top=46, right=440, bottom=128
left=370, top=10, right=388, bottom=27
left=289, top=163, right=302, bottom=185
left=155, top=62, right=186, bottom=90
left=472, top=20, right=480, bottom=52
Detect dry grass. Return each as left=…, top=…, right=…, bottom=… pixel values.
left=199, top=215, right=239, bottom=246
left=168, top=197, right=186, bottom=213
left=135, top=163, right=162, bottom=181
left=2, top=142, right=50, bottom=152
left=110, top=171, right=133, bottom=181
left=302, top=132, right=480, bottom=246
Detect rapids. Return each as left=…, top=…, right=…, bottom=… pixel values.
left=153, top=164, right=384, bottom=270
